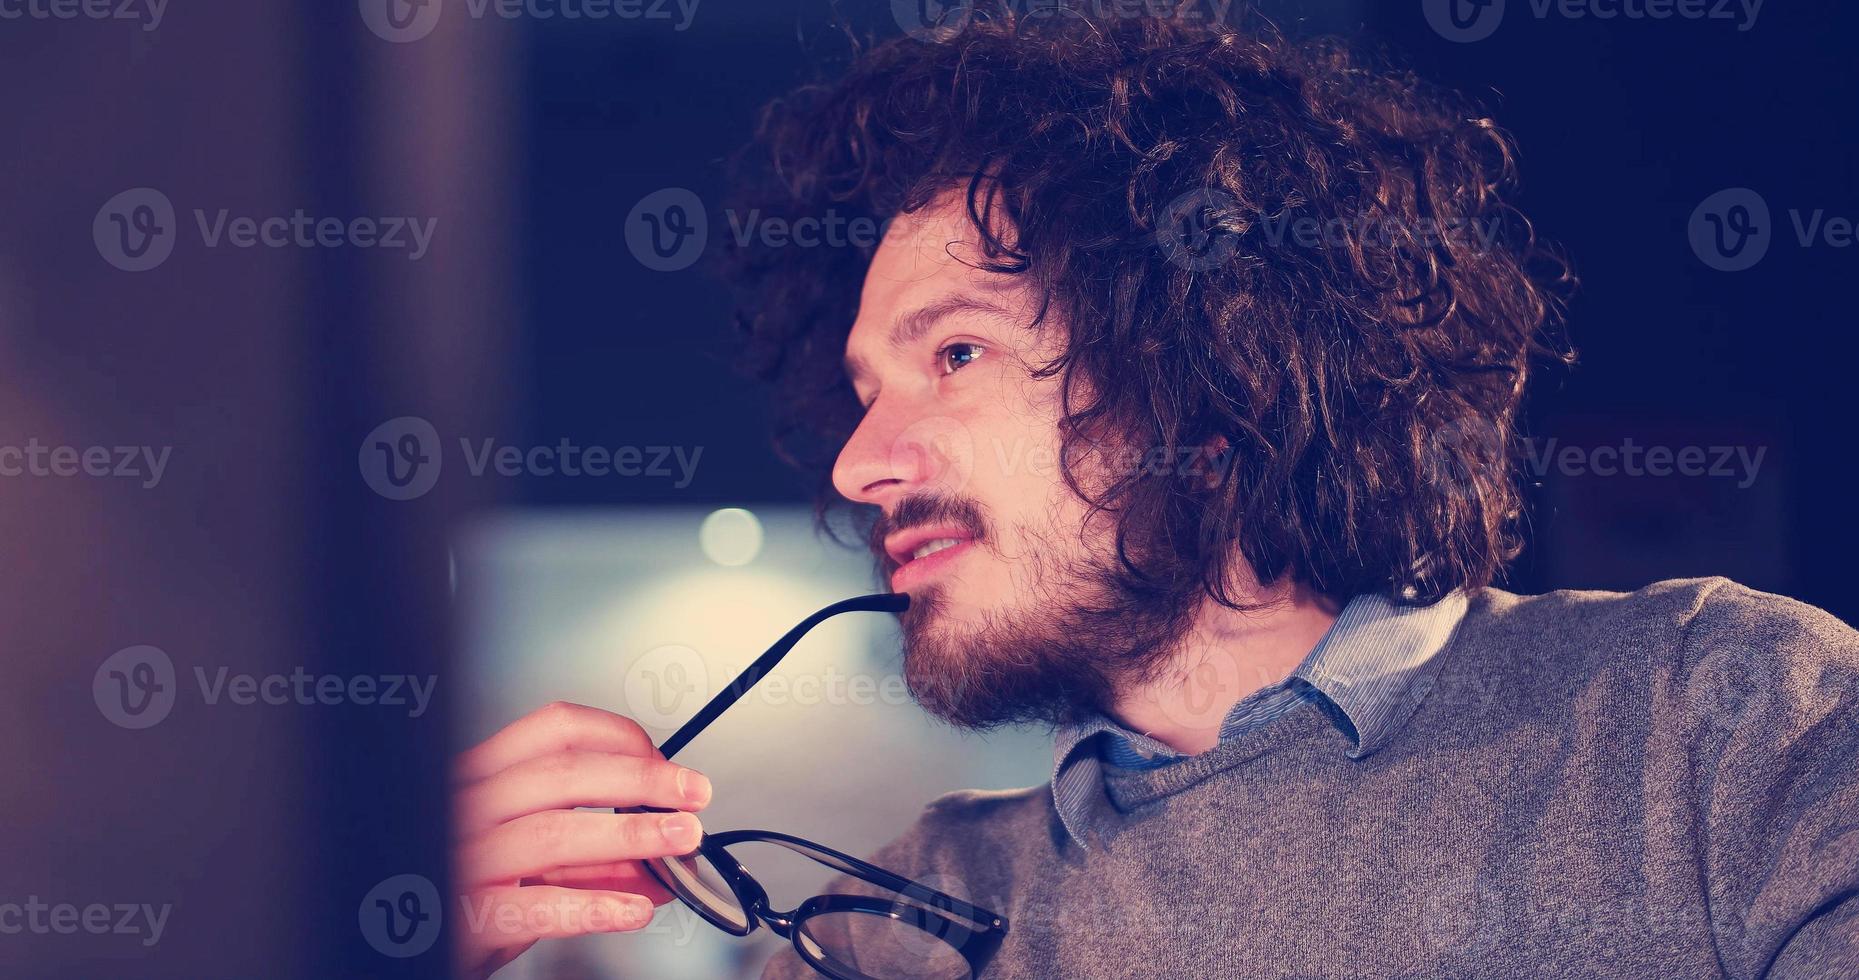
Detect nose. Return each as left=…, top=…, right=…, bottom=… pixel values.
left=831, top=402, right=974, bottom=507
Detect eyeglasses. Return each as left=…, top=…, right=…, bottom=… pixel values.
left=618, top=593, right=1008, bottom=980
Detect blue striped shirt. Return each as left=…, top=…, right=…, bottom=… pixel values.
left=1050, top=590, right=1470, bottom=848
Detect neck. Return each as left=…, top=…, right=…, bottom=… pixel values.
left=1108, top=579, right=1341, bottom=756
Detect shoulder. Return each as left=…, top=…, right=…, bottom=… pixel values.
left=877, top=785, right=1055, bottom=869
left=825, top=785, right=1050, bottom=908
left=1453, top=576, right=1857, bottom=733
left=1665, top=576, right=1857, bottom=663
left=1459, top=576, right=1854, bottom=669
left=1460, top=574, right=1844, bottom=636
left=1660, top=577, right=1859, bottom=736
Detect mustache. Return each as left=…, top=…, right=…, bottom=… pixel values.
left=867, top=493, right=990, bottom=569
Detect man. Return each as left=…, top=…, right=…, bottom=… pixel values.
left=452, top=8, right=1857, bottom=978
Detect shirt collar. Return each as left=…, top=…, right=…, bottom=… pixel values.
left=1049, top=589, right=1470, bottom=849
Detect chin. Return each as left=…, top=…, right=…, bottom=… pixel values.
left=900, top=581, right=997, bottom=633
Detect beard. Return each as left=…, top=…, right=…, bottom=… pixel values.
left=870, top=493, right=1197, bottom=731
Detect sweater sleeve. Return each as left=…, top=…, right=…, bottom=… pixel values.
left=1682, top=580, right=1859, bottom=979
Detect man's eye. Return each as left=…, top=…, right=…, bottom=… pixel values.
left=937, top=342, right=986, bottom=376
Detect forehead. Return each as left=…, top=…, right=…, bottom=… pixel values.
left=844, top=193, right=1036, bottom=378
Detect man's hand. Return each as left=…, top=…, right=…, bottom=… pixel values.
left=451, top=701, right=712, bottom=978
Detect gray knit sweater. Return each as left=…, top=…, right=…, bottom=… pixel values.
left=761, top=578, right=1859, bottom=979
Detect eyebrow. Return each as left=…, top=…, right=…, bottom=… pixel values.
left=843, top=295, right=1020, bottom=387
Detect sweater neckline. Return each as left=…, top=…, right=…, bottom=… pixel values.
left=1098, top=702, right=1340, bottom=813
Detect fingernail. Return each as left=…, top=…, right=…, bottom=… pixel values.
left=600, top=896, right=652, bottom=931
left=660, top=812, right=700, bottom=844
left=677, top=768, right=712, bottom=808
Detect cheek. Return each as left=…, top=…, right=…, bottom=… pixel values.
left=966, top=365, right=1069, bottom=484
left=965, top=429, right=1104, bottom=561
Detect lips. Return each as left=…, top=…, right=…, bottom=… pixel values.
left=882, top=525, right=979, bottom=591
left=907, top=537, right=964, bottom=560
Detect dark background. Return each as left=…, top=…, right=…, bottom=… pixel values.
left=0, top=1, right=1850, bottom=977
left=522, top=0, right=1854, bottom=622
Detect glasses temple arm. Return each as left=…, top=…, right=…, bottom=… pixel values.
left=654, top=592, right=910, bottom=760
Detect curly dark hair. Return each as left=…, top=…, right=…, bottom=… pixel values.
left=726, top=4, right=1574, bottom=608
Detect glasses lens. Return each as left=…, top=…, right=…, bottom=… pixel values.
left=795, top=907, right=974, bottom=980
left=646, top=850, right=752, bottom=933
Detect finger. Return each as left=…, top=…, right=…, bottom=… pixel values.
left=454, top=751, right=710, bottom=834
left=453, top=886, right=654, bottom=963
left=460, top=810, right=703, bottom=888
left=456, top=701, right=659, bottom=783
left=532, top=862, right=677, bottom=906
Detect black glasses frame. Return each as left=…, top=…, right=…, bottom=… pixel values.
left=618, top=593, right=1008, bottom=980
